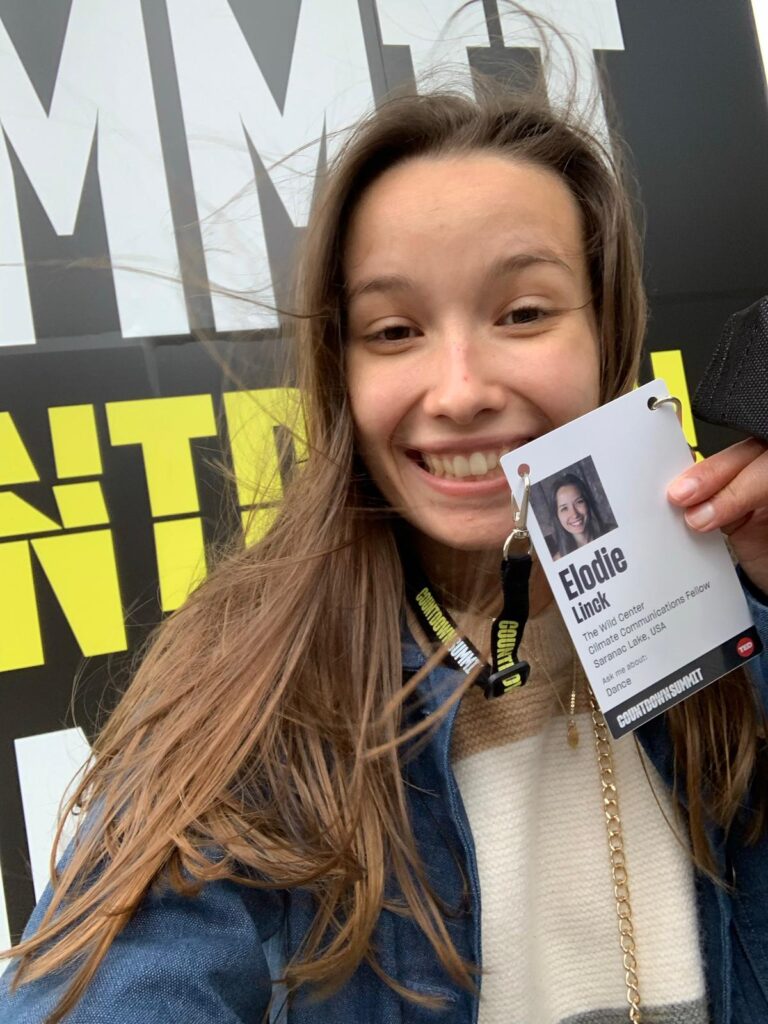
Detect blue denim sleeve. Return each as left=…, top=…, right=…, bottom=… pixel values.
left=0, top=876, right=274, bottom=1024
left=740, top=567, right=768, bottom=710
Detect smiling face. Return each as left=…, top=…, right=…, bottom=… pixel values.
left=344, top=152, right=601, bottom=556
left=556, top=483, right=589, bottom=539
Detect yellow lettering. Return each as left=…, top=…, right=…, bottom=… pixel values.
left=0, top=412, right=39, bottom=485
left=153, top=518, right=207, bottom=612
left=53, top=482, right=109, bottom=529
left=106, top=395, right=217, bottom=516
left=223, top=388, right=306, bottom=507
left=0, top=390, right=311, bottom=667
left=31, top=531, right=127, bottom=657
left=48, top=405, right=103, bottom=478
left=0, top=541, right=43, bottom=671
left=241, top=505, right=279, bottom=547
left=0, top=493, right=61, bottom=539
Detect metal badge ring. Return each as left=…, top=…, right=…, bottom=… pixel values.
left=503, top=469, right=532, bottom=557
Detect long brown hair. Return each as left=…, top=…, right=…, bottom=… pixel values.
left=4, top=79, right=765, bottom=1021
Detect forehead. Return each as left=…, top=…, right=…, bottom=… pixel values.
left=344, top=152, right=587, bottom=280
left=556, top=484, right=584, bottom=502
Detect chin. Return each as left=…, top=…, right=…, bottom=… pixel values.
left=416, top=521, right=511, bottom=554
left=437, top=538, right=499, bottom=554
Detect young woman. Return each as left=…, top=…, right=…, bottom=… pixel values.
left=2, top=82, right=768, bottom=1024
left=548, top=472, right=607, bottom=556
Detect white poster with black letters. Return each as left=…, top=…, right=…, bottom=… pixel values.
left=502, top=380, right=763, bottom=738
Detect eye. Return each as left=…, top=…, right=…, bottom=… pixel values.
left=363, top=324, right=420, bottom=343
left=500, top=304, right=550, bottom=326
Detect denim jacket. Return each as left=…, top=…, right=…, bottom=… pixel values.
left=2, top=580, right=768, bottom=1024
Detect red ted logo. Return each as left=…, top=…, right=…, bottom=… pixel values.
left=737, top=637, right=755, bottom=658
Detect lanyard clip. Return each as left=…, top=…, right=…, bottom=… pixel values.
left=503, top=469, right=531, bottom=558
left=486, top=660, right=531, bottom=697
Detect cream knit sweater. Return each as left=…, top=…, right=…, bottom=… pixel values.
left=446, top=600, right=709, bottom=1023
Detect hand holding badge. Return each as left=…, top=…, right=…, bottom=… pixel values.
left=501, top=381, right=764, bottom=738
left=667, top=436, right=768, bottom=597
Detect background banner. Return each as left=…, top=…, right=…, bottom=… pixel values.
left=1, top=0, right=767, bottom=948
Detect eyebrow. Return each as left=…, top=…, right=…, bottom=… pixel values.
left=346, top=273, right=412, bottom=302
left=346, top=250, right=574, bottom=302
left=488, top=250, right=574, bottom=280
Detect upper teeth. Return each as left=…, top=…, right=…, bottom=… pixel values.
left=422, top=449, right=504, bottom=479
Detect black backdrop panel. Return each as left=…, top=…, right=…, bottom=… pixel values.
left=0, top=0, right=766, bottom=943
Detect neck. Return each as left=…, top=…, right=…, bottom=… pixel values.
left=415, top=535, right=499, bottom=612
left=412, top=532, right=553, bottom=618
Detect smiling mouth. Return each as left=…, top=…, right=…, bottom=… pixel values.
left=567, top=518, right=585, bottom=529
left=409, top=445, right=526, bottom=481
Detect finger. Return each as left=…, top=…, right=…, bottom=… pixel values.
left=681, top=449, right=768, bottom=532
left=667, top=437, right=767, bottom=507
left=719, top=512, right=752, bottom=537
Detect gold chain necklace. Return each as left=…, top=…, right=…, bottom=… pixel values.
left=535, top=644, right=642, bottom=1022
left=589, top=689, right=643, bottom=1022
left=457, top=605, right=643, bottom=1021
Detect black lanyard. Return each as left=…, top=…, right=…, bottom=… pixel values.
left=405, top=548, right=533, bottom=699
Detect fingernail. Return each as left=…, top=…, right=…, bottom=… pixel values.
left=685, top=502, right=715, bottom=529
left=669, top=477, right=698, bottom=501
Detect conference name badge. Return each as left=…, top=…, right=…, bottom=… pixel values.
left=500, top=380, right=763, bottom=738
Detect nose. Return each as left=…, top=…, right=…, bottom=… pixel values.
left=421, top=333, right=507, bottom=424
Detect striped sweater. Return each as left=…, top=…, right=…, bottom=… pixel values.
left=433, top=598, right=709, bottom=1022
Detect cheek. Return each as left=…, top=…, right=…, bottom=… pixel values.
left=564, top=346, right=601, bottom=418
left=522, top=326, right=601, bottom=428
left=346, top=361, right=400, bottom=463
left=569, top=333, right=606, bottom=401
left=346, top=357, right=372, bottom=441
left=347, top=344, right=425, bottom=439
left=348, top=386, right=383, bottom=454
